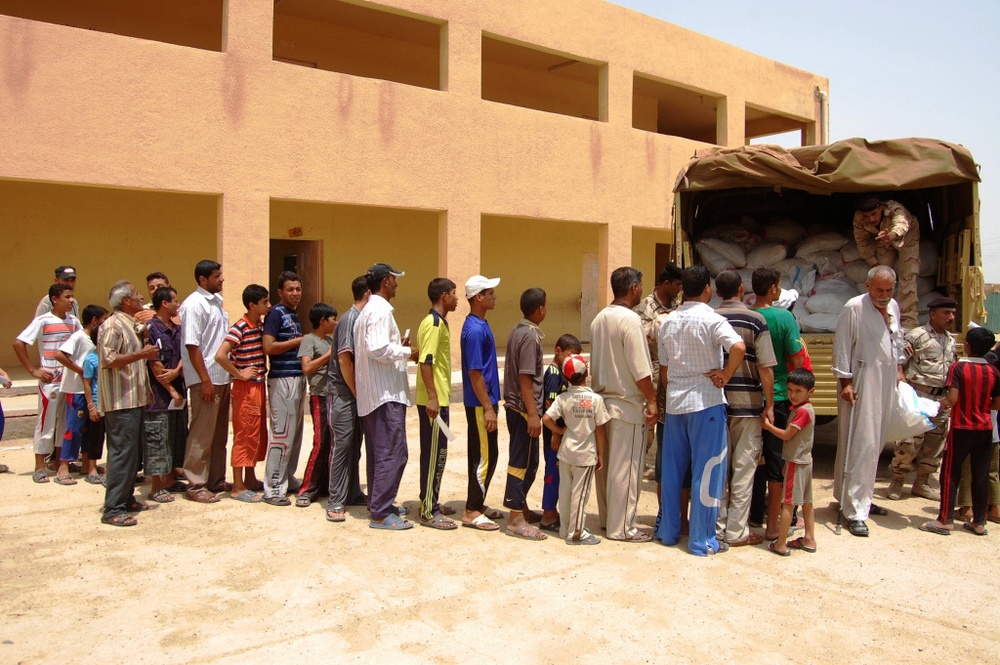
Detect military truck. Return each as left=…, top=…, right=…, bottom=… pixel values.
left=671, top=138, right=983, bottom=416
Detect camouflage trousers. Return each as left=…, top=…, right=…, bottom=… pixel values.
left=874, top=241, right=919, bottom=331
left=889, top=396, right=949, bottom=481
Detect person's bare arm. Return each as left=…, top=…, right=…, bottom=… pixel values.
left=339, top=350, right=357, bottom=398
left=186, top=344, right=217, bottom=403
left=518, top=373, right=541, bottom=436
left=761, top=419, right=798, bottom=442
left=759, top=365, right=775, bottom=424
left=946, top=387, right=959, bottom=409
left=636, top=375, right=657, bottom=426
left=13, top=340, right=53, bottom=382
left=214, top=341, right=256, bottom=382
left=468, top=368, right=497, bottom=432
left=263, top=333, right=302, bottom=356
left=54, top=349, right=83, bottom=377
left=81, top=376, right=100, bottom=421
left=706, top=342, right=746, bottom=386
left=301, top=349, right=332, bottom=378
left=595, top=423, right=608, bottom=471
left=419, top=360, right=440, bottom=420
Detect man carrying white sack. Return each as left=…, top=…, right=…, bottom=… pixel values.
left=852, top=196, right=920, bottom=331
left=832, top=265, right=907, bottom=537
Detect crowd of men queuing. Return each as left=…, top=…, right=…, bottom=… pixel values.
left=2, top=257, right=998, bottom=551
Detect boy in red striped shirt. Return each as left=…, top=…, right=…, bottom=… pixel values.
left=215, top=284, right=271, bottom=503
left=921, top=326, right=1000, bottom=536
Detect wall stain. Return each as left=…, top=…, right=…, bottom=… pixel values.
left=645, top=133, right=657, bottom=176
left=221, top=53, right=247, bottom=126
left=378, top=82, right=395, bottom=145
left=2, top=20, right=35, bottom=99
left=590, top=124, right=602, bottom=183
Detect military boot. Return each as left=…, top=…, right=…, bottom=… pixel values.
left=886, top=477, right=904, bottom=501
left=912, top=475, right=941, bottom=501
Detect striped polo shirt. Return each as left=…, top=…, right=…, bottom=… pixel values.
left=225, top=316, right=267, bottom=383
left=17, top=312, right=81, bottom=386
left=716, top=300, right=777, bottom=417
left=947, top=358, right=1000, bottom=431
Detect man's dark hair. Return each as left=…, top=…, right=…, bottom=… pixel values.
left=146, top=271, right=169, bottom=284
left=856, top=196, right=882, bottom=213
left=520, top=288, right=546, bottom=318
left=715, top=270, right=743, bottom=300
left=681, top=266, right=711, bottom=299
left=242, top=284, right=269, bottom=309
left=308, top=303, right=337, bottom=329
left=194, top=260, right=221, bottom=282
left=556, top=334, right=582, bottom=353
left=49, top=282, right=73, bottom=303
left=752, top=267, right=781, bottom=297
left=366, top=271, right=385, bottom=293
left=152, top=286, right=177, bottom=311
left=787, top=368, right=816, bottom=390
left=610, top=267, right=642, bottom=298
left=966, top=327, right=996, bottom=358
left=81, top=304, right=108, bottom=326
left=277, top=271, right=301, bottom=290
left=658, top=262, right=683, bottom=284
left=351, top=275, right=369, bottom=302
left=428, top=277, right=457, bottom=304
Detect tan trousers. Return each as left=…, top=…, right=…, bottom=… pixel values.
left=717, top=417, right=763, bottom=543
left=183, top=383, right=231, bottom=490
left=559, top=462, right=596, bottom=540
left=596, top=419, right=645, bottom=540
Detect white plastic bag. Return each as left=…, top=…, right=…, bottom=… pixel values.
left=884, top=382, right=940, bottom=442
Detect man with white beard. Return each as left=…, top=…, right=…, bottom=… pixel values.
left=832, top=265, right=906, bottom=537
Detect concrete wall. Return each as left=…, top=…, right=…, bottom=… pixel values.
left=0, top=0, right=826, bottom=369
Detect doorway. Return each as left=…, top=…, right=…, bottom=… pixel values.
left=269, top=239, right=323, bottom=323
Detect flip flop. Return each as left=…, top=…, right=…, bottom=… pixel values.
left=54, top=474, right=78, bottom=486
left=420, top=514, right=458, bottom=530
left=101, top=513, right=137, bottom=527
left=149, top=489, right=175, bottom=503
left=32, top=470, right=50, bottom=483
left=566, top=532, right=601, bottom=545
left=231, top=489, right=262, bottom=503
left=610, top=531, right=652, bottom=543
left=369, top=513, right=413, bottom=530
left=768, top=541, right=791, bottom=557
left=786, top=537, right=817, bottom=553
left=84, top=474, right=104, bottom=485
left=439, top=505, right=457, bottom=516
left=963, top=521, right=988, bottom=536
left=326, top=509, right=346, bottom=522
left=918, top=520, right=951, bottom=536
left=505, top=522, right=547, bottom=541
left=185, top=488, right=221, bottom=504
left=462, top=513, right=499, bottom=531
left=295, top=495, right=311, bottom=508
left=482, top=507, right=504, bottom=520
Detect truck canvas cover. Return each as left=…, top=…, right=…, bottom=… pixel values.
left=673, top=137, right=980, bottom=195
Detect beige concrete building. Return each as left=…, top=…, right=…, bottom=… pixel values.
left=0, top=0, right=826, bottom=371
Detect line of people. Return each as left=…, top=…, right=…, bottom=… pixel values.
left=6, top=261, right=997, bottom=550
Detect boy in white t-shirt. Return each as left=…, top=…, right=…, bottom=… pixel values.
left=543, top=354, right=610, bottom=545
left=53, top=305, right=109, bottom=484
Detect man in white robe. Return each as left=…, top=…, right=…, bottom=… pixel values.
left=832, top=265, right=906, bottom=537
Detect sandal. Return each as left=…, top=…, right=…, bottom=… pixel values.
left=369, top=513, right=413, bottom=530
left=54, top=474, right=78, bottom=486
left=126, top=498, right=150, bottom=512
left=768, top=541, right=791, bottom=557
left=326, top=509, right=346, bottom=522
left=32, top=470, right=50, bottom=483
left=482, top=507, right=504, bottom=520
left=149, top=489, right=175, bottom=503
left=295, top=495, right=312, bottom=508
left=439, top=505, right=457, bottom=516
left=539, top=519, right=561, bottom=532
left=84, top=474, right=104, bottom=485
left=420, top=514, right=458, bottom=530
left=101, top=513, right=138, bottom=527
left=0, top=464, right=9, bottom=474
left=262, top=495, right=292, bottom=507
left=185, top=488, right=221, bottom=504
left=963, top=521, right=988, bottom=536
left=869, top=504, right=889, bottom=517
left=918, top=520, right=951, bottom=536
left=566, top=532, right=601, bottom=545
left=231, top=489, right=262, bottom=503
left=786, top=537, right=816, bottom=553
left=505, top=522, right=547, bottom=541
left=610, top=531, right=652, bottom=543
left=462, top=513, right=499, bottom=531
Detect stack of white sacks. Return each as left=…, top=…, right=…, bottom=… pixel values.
left=695, top=216, right=942, bottom=332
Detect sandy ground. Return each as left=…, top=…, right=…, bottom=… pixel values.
left=0, top=412, right=997, bottom=665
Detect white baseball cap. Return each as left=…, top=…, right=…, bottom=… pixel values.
left=465, top=275, right=500, bottom=299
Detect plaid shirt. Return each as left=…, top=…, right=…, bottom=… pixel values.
left=97, top=310, right=150, bottom=413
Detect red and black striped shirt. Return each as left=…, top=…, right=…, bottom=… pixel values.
left=946, top=358, right=1000, bottom=430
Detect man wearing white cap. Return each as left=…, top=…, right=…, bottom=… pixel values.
left=460, top=275, right=504, bottom=531
left=354, top=263, right=417, bottom=530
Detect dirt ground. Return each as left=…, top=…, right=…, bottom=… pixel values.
left=0, top=412, right=997, bottom=664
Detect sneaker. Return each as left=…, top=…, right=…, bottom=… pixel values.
left=886, top=478, right=904, bottom=501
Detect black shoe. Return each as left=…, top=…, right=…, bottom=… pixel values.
left=539, top=519, right=561, bottom=532
left=869, top=504, right=889, bottom=517
left=847, top=520, right=869, bottom=537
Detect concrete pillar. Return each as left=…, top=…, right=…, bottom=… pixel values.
left=217, top=192, right=270, bottom=323
left=716, top=95, right=746, bottom=147
left=439, top=206, right=482, bottom=369
left=443, top=21, right=480, bottom=96
left=602, top=62, right=633, bottom=125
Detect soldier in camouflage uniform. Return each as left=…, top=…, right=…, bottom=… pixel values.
left=853, top=196, right=920, bottom=330
left=887, top=296, right=958, bottom=501
left=635, top=263, right=682, bottom=486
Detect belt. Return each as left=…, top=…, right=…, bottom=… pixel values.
left=911, top=383, right=947, bottom=398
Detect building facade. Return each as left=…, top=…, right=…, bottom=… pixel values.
left=0, top=0, right=826, bottom=369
